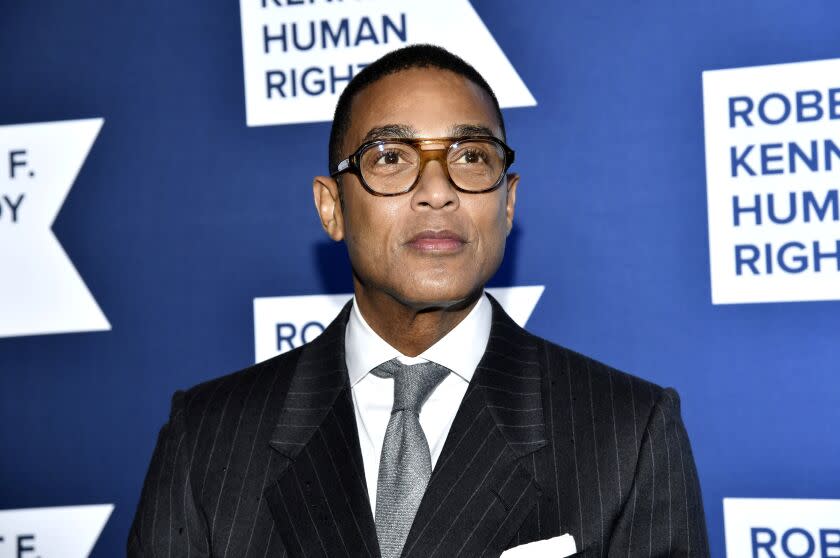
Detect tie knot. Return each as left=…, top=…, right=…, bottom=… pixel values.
left=371, top=358, right=450, bottom=413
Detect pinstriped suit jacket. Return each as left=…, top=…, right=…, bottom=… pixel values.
left=128, top=295, right=710, bottom=557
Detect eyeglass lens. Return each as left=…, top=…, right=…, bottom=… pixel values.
left=359, top=140, right=506, bottom=194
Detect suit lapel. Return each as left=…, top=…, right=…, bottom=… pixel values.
left=402, top=294, right=548, bottom=557
left=263, top=302, right=380, bottom=558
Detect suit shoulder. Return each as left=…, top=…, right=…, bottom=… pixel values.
left=173, top=345, right=305, bottom=422
left=535, top=334, right=669, bottom=418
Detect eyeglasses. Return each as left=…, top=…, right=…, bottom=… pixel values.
left=330, top=136, right=515, bottom=196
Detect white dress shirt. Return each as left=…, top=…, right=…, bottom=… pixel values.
left=344, top=292, right=492, bottom=517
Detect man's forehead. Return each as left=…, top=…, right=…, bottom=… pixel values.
left=361, top=123, right=500, bottom=142
left=343, top=67, right=503, bottom=148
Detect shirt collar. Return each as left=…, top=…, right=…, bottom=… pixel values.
left=344, top=292, right=492, bottom=387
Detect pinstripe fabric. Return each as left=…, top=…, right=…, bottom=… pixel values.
left=129, top=295, right=709, bottom=557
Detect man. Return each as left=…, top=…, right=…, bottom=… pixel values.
left=129, top=45, right=709, bottom=557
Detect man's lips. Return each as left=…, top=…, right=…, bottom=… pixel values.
left=405, top=230, right=467, bottom=252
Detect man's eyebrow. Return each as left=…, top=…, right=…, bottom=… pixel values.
left=448, top=124, right=497, bottom=138
left=362, top=124, right=418, bottom=142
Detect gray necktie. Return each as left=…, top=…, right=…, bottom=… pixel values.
left=371, top=358, right=450, bottom=558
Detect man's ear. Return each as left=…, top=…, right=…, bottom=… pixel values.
left=504, top=172, right=519, bottom=236
left=312, top=176, right=345, bottom=241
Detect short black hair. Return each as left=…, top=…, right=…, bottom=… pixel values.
left=328, top=44, right=506, bottom=172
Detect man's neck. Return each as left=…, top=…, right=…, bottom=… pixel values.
left=352, top=281, right=483, bottom=357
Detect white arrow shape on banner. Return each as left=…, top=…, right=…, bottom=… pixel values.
left=0, top=118, right=110, bottom=338
left=484, top=285, right=544, bottom=328
left=253, top=285, right=544, bottom=362
left=240, top=0, right=536, bottom=126
left=0, top=504, right=113, bottom=558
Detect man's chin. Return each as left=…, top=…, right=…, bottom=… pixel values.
left=391, top=282, right=483, bottom=312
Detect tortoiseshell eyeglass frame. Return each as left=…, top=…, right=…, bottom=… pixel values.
left=329, top=136, right=516, bottom=197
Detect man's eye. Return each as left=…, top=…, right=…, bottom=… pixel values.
left=454, top=149, right=487, bottom=164
left=376, top=151, right=403, bottom=165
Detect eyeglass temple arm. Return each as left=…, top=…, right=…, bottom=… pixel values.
left=330, top=158, right=351, bottom=176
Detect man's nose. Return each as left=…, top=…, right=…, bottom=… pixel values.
left=410, top=160, right=460, bottom=210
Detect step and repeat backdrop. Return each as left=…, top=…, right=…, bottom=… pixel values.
left=1, top=1, right=839, bottom=556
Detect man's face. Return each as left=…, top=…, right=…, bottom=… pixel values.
left=317, top=67, right=518, bottom=309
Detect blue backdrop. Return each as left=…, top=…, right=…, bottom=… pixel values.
left=1, top=1, right=838, bottom=556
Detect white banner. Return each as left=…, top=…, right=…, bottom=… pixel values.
left=0, top=504, right=113, bottom=558
left=724, top=498, right=840, bottom=558
left=0, top=119, right=110, bottom=338
left=254, top=285, right=544, bottom=362
left=703, top=58, right=840, bottom=304
left=240, top=0, right=536, bottom=126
